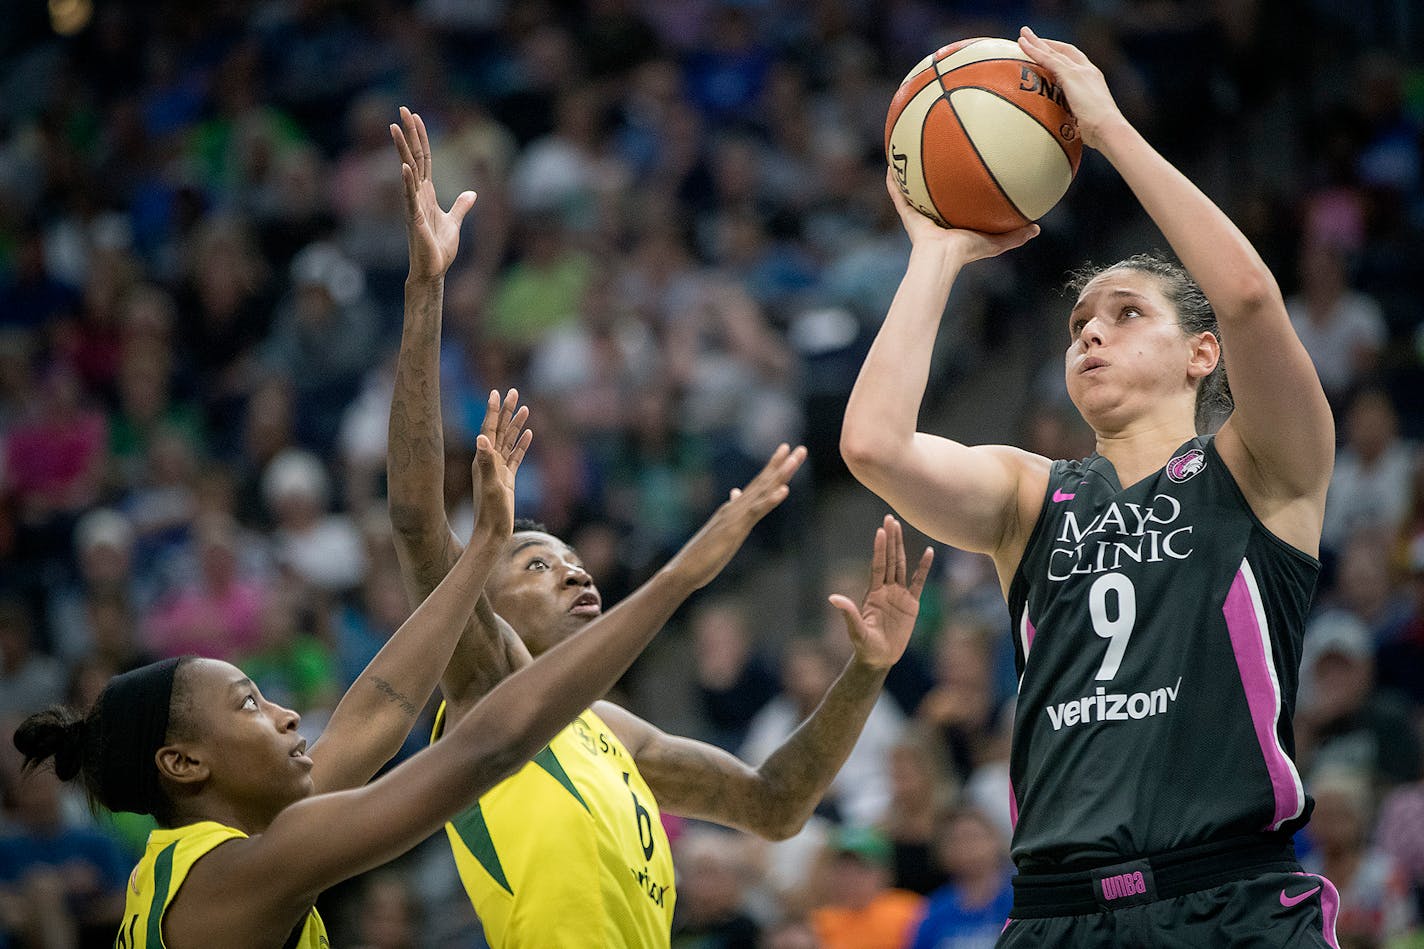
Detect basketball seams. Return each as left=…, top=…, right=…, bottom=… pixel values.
left=935, top=56, right=1037, bottom=83
left=936, top=66, right=1078, bottom=172
left=968, top=82, right=1078, bottom=170
left=944, top=88, right=1032, bottom=227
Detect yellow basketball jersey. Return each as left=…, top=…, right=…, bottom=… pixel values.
left=115, top=820, right=328, bottom=949
left=432, top=704, right=676, bottom=948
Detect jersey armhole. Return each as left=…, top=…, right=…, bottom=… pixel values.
left=1203, top=438, right=1321, bottom=570
left=1005, top=459, right=1068, bottom=608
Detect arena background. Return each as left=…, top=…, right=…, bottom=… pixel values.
left=0, top=1, right=1421, bottom=946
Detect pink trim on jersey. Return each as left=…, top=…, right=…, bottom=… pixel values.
left=1010, top=610, right=1032, bottom=828
left=1293, top=872, right=1341, bottom=948
left=1001, top=917, right=1014, bottom=934
left=1222, top=560, right=1305, bottom=831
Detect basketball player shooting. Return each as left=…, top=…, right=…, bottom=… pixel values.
left=841, top=27, right=1338, bottom=947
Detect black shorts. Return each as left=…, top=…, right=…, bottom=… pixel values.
left=998, top=836, right=1340, bottom=947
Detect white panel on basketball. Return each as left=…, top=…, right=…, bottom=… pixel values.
left=949, top=87, right=1073, bottom=220
left=935, top=37, right=1030, bottom=75
left=888, top=80, right=949, bottom=225
left=899, top=53, right=934, bottom=86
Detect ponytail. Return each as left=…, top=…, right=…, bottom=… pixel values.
left=13, top=704, right=103, bottom=804
left=11, top=655, right=192, bottom=821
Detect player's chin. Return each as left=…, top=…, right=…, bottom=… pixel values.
left=563, top=610, right=600, bottom=634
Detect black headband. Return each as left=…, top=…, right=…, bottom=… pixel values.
left=98, top=657, right=183, bottom=816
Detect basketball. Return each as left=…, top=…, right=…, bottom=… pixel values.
left=885, top=37, right=1083, bottom=233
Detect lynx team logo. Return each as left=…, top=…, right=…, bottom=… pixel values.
left=1166, top=448, right=1206, bottom=484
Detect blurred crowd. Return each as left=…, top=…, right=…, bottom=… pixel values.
left=0, top=1, right=1421, bottom=947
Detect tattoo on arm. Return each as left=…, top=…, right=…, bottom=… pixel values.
left=368, top=675, right=419, bottom=718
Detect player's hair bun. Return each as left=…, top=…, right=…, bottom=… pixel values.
left=13, top=707, right=88, bottom=781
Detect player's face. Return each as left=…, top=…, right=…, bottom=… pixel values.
left=180, top=659, right=314, bottom=822
left=487, top=531, right=602, bottom=656
left=1064, top=270, right=1203, bottom=433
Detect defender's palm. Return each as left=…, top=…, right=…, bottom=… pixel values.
left=391, top=106, right=476, bottom=279
left=830, top=515, right=934, bottom=671
left=471, top=389, right=532, bottom=543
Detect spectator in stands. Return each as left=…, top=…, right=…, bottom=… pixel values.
left=1296, top=611, right=1421, bottom=789
left=691, top=597, right=779, bottom=752
left=1303, top=765, right=1417, bottom=944
left=670, top=828, right=763, bottom=949
left=909, top=806, right=1015, bottom=949
left=262, top=448, right=367, bottom=596
left=810, top=825, right=925, bottom=949
left=0, top=601, right=65, bottom=721
left=1286, top=240, right=1387, bottom=407
left=1323, top=388, right=1418, bottom=554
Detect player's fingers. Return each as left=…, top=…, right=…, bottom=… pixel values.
left=503, top=405, right=530, bottom=453
left=909, top=547, right=935, bottom=598
left=775, top=445, right=807, bottom=485
left=507, top=428, right=533, bottom=475
left=414, top=110, right=433, bottom=180
left=886, top=516, right=907, bottom=587
left=744, top=444, right=790, bottom=493
left=497, top=387, right=519, bottom=438
left=750, top=483, right=790, bottom=516
left=401, top=107, right=424, bottom=180
left=399, top=163, right=421, bottom=221
left=1022, top=27, right=1091, bottom=68
left=995, top=224, right=1040, bottom=253
left=869, top=526, right=887, bottom=591
left=885, top=167, right=915, bottom=214
left=478, top=389, right=499, bottom=440
left=390, top=122, right=418, bottom=172
left=828, top=594, right=864, bottom=627
left=473, top=433, right=496, bottom=477
left=450, top=190, right=477, bottom=226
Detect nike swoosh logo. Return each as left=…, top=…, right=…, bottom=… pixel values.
left=1279, top=885, right=1320, bottom=907
left=1052, top=489, right=1076, bottom=502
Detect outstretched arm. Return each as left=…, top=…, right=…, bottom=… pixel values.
left=840, top=173, right=1046, bottom=570
left=309, top=426, right=524, bottom=793
left=605, top=516, right=933, bottom=840
left=1018, top=28, right=1333, bottom=550
left=216, top=445, right=807, bottom=920
left=387, top=106, right=531, bottom=711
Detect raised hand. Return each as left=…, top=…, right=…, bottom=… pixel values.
left=1016, top=26, right=1123, bottom=150
left=828, top=515, right=934, bottom=671
left=470, top=389, right=532, bottom=547
left=391, top=106, right=477, bottom=280
left=665, top=444, right=807, bottom=590
left=885, top=168, right=1038, bottom=262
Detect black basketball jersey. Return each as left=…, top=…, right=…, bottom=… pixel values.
left=1006, top=436, right=1319, bottom=871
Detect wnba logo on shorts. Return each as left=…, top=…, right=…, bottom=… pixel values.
left=1100, top=871, right=1148, bottom=901
left=1166, top=449, right=1206, bottom=483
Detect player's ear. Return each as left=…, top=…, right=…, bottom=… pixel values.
left=156, top=743, right=210, bottom=787
left=1187, top=330, right=1219, bottom=382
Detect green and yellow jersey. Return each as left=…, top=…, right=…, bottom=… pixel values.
left=115, top=820, right=327, bottom=949
left=432, top=703, right=676, bottom=948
